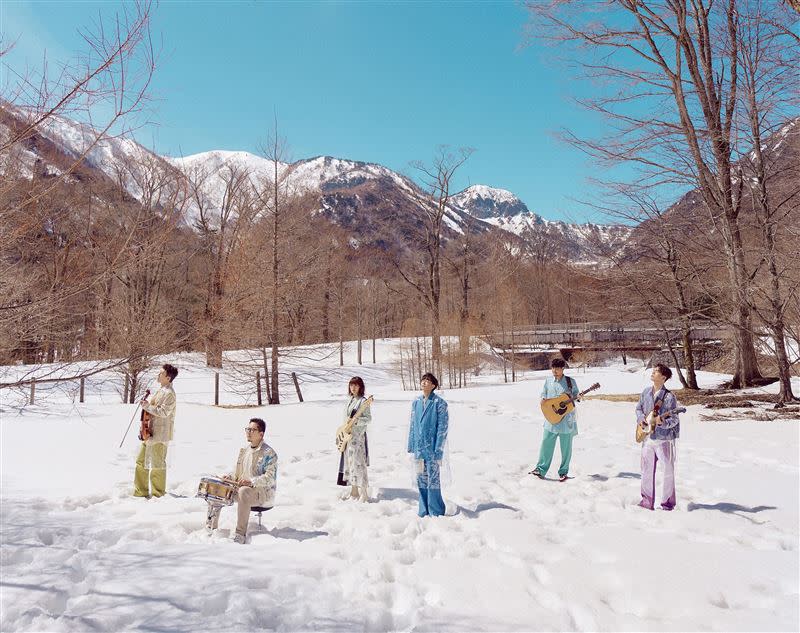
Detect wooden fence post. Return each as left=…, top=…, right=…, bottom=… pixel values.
left=214, top=372, right=220, bottom=406
left=79, top=377, right=85, bottom=403
left=256, top=371, right=262, bottom=406
left=30, top=379, right=35, bottom=405
left=291, top=372, right=304, bottom=403
left=262, top=349, right=272, bottom=404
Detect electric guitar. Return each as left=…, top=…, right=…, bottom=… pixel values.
left=541, top=382, right=600, bottom=424
left=335, top=396, right=374, bottom=453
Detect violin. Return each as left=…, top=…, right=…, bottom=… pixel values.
left=137, top=389, right=152, bottom=441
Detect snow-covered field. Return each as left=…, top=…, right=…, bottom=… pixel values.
left=1, top=341, right=798, bottom=632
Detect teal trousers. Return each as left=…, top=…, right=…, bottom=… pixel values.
left=535, top=431, right=574, bottom=477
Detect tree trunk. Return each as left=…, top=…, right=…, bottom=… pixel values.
left=356, top=285, right=362, bottom=365
left=322, top=258, right=331, bottom=341
left=270, top=341, right=279, bottom=405
left=262, top=347, right=272, bottom=404
left=338, top=293, right=344, bottom=367
left=681, top=327, right=699, bottom=390
left=725, top=228, right=763, bottom=388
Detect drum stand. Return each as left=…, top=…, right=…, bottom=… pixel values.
left=205, top=502, right=224, bottom=531
left=250, top=505, right=273, bottom=531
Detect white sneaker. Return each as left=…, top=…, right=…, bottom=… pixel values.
left=232, top=533, right=247, bottom=545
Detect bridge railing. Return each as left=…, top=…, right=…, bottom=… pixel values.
left=486, top=321, right=726, bottom=349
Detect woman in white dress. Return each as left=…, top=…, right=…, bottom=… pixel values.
left=337, top=376, right=371, bottom=502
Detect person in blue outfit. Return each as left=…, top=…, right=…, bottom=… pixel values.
left=407, top=372, right=449, bottom=517
left=530, top=357, right=579, bottom=482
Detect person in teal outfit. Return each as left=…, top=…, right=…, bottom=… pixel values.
left=530, top=358, right=579, bottom=482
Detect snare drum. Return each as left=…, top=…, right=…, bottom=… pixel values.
left=197, top=476, right=237, bottom=506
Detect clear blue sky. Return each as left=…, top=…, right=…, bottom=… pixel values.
left=1, top=1, right=621, bottom=223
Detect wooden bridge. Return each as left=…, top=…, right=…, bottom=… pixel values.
left=487, top=321, right=726, bottom=367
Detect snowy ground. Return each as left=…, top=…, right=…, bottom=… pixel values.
left=1, top=340, right=798, bottom=632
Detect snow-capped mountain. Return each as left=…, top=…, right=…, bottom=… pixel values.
left=167, top=150, right=478, bottom=243
left=450, top=185, right=531, bottom=219
left=452, top=185, right=633, bottom=263
left=0, top=106, right=178, bottom=202
left=2, top=103, right=632, bottom=262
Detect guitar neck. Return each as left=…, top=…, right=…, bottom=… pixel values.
left=660, top=407, right=686, bottom=420
left=345, top=396, right=373, bottom=429
left=572, top=384, right=600, bottom=401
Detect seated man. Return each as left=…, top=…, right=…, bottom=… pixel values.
left=207, top=417, right=277, bottom=544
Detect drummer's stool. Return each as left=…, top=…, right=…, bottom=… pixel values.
left=251, top=506, right=273, bottom=530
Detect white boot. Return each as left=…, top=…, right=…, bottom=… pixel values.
left=358, top=487, right=369, bottom=503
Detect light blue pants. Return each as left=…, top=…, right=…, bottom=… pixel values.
left=417, top=459, right=445, bottom=517
left=536, top=431, right=574, bottom=477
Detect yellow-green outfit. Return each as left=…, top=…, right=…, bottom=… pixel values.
left=133, top=383, right=176, bottom=498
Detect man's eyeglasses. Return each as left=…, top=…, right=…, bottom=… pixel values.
left=244, top=427, right=261, bottom=433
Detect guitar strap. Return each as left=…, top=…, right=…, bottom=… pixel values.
left=652, top=386, right=677, bottom=457
left=654, top=386, right=670, bottom=408
left=348, top=397, right=363, bottom=418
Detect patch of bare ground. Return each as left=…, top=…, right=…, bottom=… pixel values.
left=215, top=404, right=262, bottom=409
left=587, top=390, right=800, bottom=421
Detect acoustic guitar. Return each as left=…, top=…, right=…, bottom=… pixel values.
left=541, top=382, right=600, bottom=424
left=635, top=405, right=686, bottom=443
left=335, top=396, right=374, bottom=453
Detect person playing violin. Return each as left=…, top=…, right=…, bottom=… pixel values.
left=133, top=363, right=178, bottom=498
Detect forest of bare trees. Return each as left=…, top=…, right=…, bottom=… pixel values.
left=526, top=0, right=799, bottom=401
left=1, top=0, right=797, bottom=404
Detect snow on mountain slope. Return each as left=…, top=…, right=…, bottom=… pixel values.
left=3, top=105, right=631, bottom=260
left=452, top=184, right=633, bottom=263
left=451, top=184, right=531, bottom=219
left=290, top=156, right=417, bottom=195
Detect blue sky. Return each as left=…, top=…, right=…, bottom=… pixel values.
left=1, top=1, right=622, bottom=223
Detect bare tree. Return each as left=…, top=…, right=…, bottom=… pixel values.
left=185, top=157, right=257, bottom=367
left=395, top=146, right=473, bottom=364
left=0, top=0, right=157, bottom=388
left=1, top=0, right=156, bottom=200
left=525, top=0, right=797, bottom=387
left=255, top=123, right=293, bottom=403
left=735, top=0, right=800, bottom=402
left=105, top=151, right=188, bottom=401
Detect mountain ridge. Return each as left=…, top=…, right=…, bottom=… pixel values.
left=2, top=105, right=632, bottom=263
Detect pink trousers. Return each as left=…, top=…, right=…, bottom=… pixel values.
left=640, top=440, right=676, bottom=510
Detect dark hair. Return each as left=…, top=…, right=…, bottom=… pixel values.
left=421, top=372, right=439, bottom=389
left=163, top=364, right=179, bottom=381
left=551, top=358, right=567, bottom=369
left=348, top=376, right=365, bottom=397
left=655, top=363, right=672, bottom=381
left=249, top=418, right=266, bottom=434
